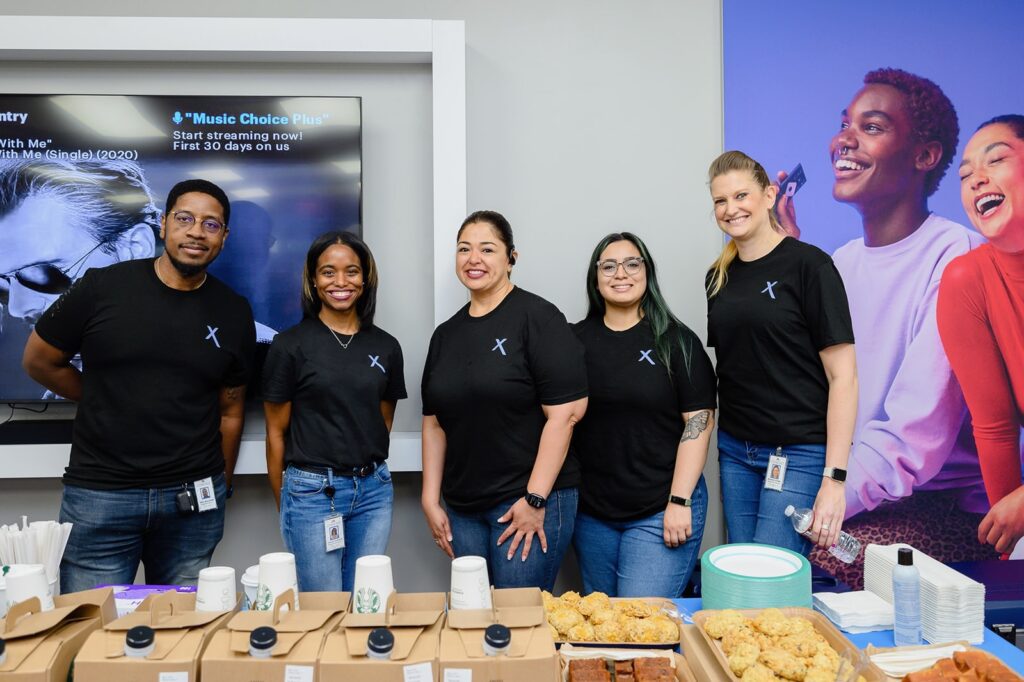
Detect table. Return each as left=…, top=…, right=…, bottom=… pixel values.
left=672, top=598, right=1024, bottom=675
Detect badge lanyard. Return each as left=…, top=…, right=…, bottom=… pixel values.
left=324, top=468, right=344, bottom=551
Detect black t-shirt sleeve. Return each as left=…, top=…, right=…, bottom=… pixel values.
left=801, top=260, right=855, bottom=350
left=673, top=326, right=717, bottom=412
left=421, top=329, right=441, bottom=416
left=261, top=333, right=298, bottom=403
left=224, top=300, right=257, bottom=387
left=384, top=337, right=408, bottom=402
left=33, top=267, right=98, bottom=354
left=525, top=306, right=588, bottom=405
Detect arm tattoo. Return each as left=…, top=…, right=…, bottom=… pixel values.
left=680, top=410, right=711, bottom=442
left=225, top=386, right=241, bottom=401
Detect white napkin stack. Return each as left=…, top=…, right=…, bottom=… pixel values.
left=813, top=590, right=894, bottom=633
left=863, top=543, right=985, bottom=644
left=0, top=517, right=74, bottom=585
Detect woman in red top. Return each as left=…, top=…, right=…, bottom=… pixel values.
left=938, top=114, right=1024, bottom=555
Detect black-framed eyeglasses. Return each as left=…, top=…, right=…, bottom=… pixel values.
left=0, top=241, right=107, bottom=303
left=596, top=256, right=645, bottom=278
left=171, top=210, right=225, bottom=235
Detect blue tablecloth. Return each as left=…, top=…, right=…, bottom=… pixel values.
left=672, top=598, right=1024, bottom=675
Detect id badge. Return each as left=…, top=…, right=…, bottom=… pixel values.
left=764, top=448, right=787, bottom=492
left=324, top=514, right=344, bottom=552
left=194, top=477, right=218, bottom=512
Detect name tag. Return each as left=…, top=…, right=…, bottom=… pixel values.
left=324, top=514, right=345, bottom=552
left=764, top=449, right=787, bottom=492
left=194, top=477, right=218, bottom=512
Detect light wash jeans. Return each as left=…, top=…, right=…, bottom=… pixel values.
left=280, top=463, right=393, bottom=592
left=717, top=429, right=825, bottom=555
left=573, top=476, right=707, bottom=597
left=446, top=487, right=577, bottom=592
left=59, top=473, right=226, bottom=593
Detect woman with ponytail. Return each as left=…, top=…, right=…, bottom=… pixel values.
left=571, top=232, right=717, bottom=597
left=706, top=151, right=858, bottom=556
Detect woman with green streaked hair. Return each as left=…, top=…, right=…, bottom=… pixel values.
left=570, top=232, right=717, bottom=597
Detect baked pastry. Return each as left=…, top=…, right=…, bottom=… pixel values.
left=566, top=621, right=597, bottom=642
left=577, top=591, right=612, bottom=616
left=594, top=618, right=627, bottom=642
left=759, top=648, right=807, bottom=681
left=740, top=663, right=777, bottom=682
left=549, top=606, right=585, bottom=635
left=728, top=641, right=762, bottom=676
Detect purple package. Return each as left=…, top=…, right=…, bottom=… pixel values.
left=96, top=584, right=198, bottom=617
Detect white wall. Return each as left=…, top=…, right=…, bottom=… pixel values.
left=0, top=0, right=725, bottom=592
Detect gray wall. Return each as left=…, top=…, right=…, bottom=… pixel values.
left=0, top=0, right=725, bottom=593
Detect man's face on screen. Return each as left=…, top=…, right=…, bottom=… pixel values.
left=830, top=83, right=919, bottom=208
left=0, top=192, right=119, bottom=326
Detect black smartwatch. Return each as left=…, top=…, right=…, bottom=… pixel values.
left=668, top=494, right=693, bottom=507
left=823, top=466, right=847, bottom=482
left=524, top=492, right=547, bottom=509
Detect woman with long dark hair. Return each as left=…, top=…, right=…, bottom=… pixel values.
left=939, top=114, right=1024, bottom=556
left=571, top=232, right=716, bottom=597
left=263, top=230, right=406, bottom=591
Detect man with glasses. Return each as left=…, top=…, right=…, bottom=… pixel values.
left=0, top=158, right=160, bottom=397
left=23, top=178, right=256, bottom=592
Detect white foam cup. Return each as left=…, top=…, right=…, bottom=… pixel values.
left=256, top=552, right=299, bottom=612
left=241, top=565, right=259, bottom=611
left=4, top=564, right=55, bottom=612
left=352, top=555, right=394, bottom=614
left=196, top=566, right=237, bottom=612
left=449, top=556, right=492, bottom=610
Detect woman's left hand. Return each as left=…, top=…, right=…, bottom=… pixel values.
left=663, top=503, right=692, bottom=548
left=811, top=479, right=846, bottom=549
left=497, top=497, right=548, bottom=562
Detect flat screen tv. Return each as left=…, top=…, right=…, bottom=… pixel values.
left=0, top=93, right=362, bottom=402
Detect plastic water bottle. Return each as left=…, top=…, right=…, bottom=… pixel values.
left=892, top=547, right=922, bottom=646
left=784, top=505, right=861, bottom=563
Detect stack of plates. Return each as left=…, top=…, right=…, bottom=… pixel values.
left=700, top=544, right=811, bottom=610
left=812, top=590, right=893, bottom=633
left=863, top=543, right=985, bottom=644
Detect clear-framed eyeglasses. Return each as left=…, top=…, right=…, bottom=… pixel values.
left=596, top=256, right=645, bottom=278
left=171, top=210, right=225, bottom=235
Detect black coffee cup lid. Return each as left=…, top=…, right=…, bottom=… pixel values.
left=125, top=625, right=155, bottom=649
left=484, top=624, right=511, bottom=648
left=368, top=627, right=395, bottom=654
left=250, top=626, right=278, bottom=651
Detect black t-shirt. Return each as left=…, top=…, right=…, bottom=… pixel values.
left=572, top=317, right=717, bottom=521
left=421, top=287, right=588, bottom=512
left=34, top=258, right=256, bottom=489
left=706, top=237, right=854, bottom=444
left=262, top=318, right=407, bottom=469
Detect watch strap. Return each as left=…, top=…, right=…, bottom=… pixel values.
left=823, top=466, right=847, bottom=482
left=668, top=494, right=692, bottom=507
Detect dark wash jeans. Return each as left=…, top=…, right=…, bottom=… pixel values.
left=59, top=473, right=226, bottom=593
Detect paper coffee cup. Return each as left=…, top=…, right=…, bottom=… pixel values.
left=5, top=564, right=55, bottom=612
left=241, top=565, right=259, bottom=611
left=196, top=566, right=236, bottom=612
left=256, top=553, right=299, bottom=612
left=450, top=556, right=492, bottom=610
left=352, top=555, right=394, bottom=614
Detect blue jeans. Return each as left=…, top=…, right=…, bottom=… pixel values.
left=59, top=474, right=226, bottom=594
left=574, top=476, right=708, bottom=598
left=446, top=488, right=577, bottom=592
left=718, top=429, right=825, bottom=555
left=280, top=463, right=393, bottom=592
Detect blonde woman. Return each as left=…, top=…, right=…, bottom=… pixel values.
left=705, top=151, right=858, bottom=556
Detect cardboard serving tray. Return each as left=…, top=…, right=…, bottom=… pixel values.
left=559, top=644, right=697, bottom=682
left=691, top=607, right=886, bottom=682
left=553, top=597, right=681, bottom=647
